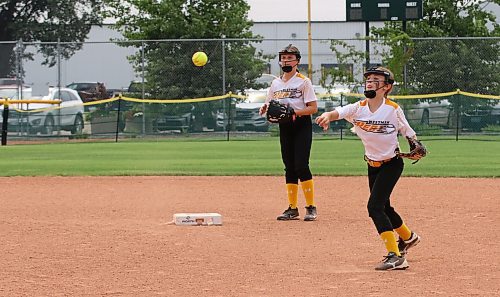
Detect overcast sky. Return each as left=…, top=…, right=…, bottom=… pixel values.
left=103, top=1, right=499, bottom=25
left=245, top=0, right=347, bottom=22
left=245, top=0, right=500, bottom=23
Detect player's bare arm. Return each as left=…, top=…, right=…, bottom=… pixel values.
left=294, top=101, right=318, bottom=117
left=315, top=110, right=340, bottom=130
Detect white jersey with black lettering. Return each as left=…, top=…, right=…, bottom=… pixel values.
left=266, top=72, right=317, bottom=110
left=335, top=99, right=416, bottom=161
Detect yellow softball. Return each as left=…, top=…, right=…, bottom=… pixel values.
left=192, top=51, right=208, bottom=67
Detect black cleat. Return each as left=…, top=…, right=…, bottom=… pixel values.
left=303, top=205, right=317, bottom=221
left=277, top=206, right=299, bottom=220
left=398, top=232, right=421, bottom=256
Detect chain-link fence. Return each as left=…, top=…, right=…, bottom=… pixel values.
left=1, top=37, right=499, bottom=144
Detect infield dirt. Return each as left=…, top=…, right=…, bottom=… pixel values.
left=1, top=176, right=499, bottom=296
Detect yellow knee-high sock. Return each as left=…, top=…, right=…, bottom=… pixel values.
left=286, top=184, right=298, bottom=209
left=300, top=179, right=315, bottom=207
left=394, top=223, right=412, bottom=241
left=380, top=231, right=401, bottom=256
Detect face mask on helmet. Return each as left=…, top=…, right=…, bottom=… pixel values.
left=279, top=57, right=298, bottom=73
left=280, top=64, right=294, bottom=73
left=364, top=90, right=377, bottom=98
left=279, top=44, right=301, bottom=73
left=364, top=81, right=390, bottom=99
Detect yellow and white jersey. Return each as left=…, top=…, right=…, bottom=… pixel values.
left=335, top=99, right=416, bottom=161
left=266, top=72, right=317, bottom=110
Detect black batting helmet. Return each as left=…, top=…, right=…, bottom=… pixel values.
left=363, top=66, right=395, bottom=84
left=279, top=44, right=301, bottom=60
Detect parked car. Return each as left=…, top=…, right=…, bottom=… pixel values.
left=215, top=102, right=267, bottom=132
left=255, top=74, right=277, bottom=87
left=66, top=81, right=108, bottom=102
left=244, top=88, right=267, bottom=103
left=0, top=85, right=33, bottom=99
left=215, top=75, right=273, bottom=131
left=460, top=101, right=500, bottom=131
left=242, top=74, right=278, bottom=104
left=0, top=78, right=19, bottom=86
left=407, top=99, right=500, bottom=130
left=152, top=113, right=193, bottom=134
left=1, top=85, right=34, bottom=133
left=405, top=99, right=452, bottom=127
left=234, top=102, right=269, bottom=132
left=490, top=103, right=500, bottom=126
left=1, top=87, right=85, bottom=135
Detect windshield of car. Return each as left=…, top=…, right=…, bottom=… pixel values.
left=66, top=83, right=97, bottom=91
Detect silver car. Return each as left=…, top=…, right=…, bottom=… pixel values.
left=3, top=87, right=85, bottom=135
left=405, top=99, right=452, bottom=127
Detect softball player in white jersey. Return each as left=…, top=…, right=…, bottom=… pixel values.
left=259, top=44, right=318, bottom=221
left=316, top=66, right=421, bottom=270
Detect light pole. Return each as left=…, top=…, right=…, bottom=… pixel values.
left=307, top=0, right=312, bottom=80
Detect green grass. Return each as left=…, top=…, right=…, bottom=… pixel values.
left=0, top=137, right=499, bottom=177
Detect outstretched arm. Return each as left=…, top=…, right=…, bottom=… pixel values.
left=315, top=110, right=340, bottom=131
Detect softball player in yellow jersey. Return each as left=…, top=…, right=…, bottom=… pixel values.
left=259, top=44, right=318, bottom=221
left=316, top=66, right=421, bottom=270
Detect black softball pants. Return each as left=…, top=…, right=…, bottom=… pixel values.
left=367, top=156, right=405, bottom=234
left=279, top=115, right=313, bottom=184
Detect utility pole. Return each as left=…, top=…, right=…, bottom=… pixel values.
left=307, top=0, right=313, bottom=80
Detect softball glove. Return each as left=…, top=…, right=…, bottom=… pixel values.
left=266, top=100, right=295, bottom=124
left=398, top=136, right=427, bottom=164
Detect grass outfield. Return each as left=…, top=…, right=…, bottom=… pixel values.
left=0, top=137, right=498, bottom=177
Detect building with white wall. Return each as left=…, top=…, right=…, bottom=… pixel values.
left=20, top=0, right=380, bottom=93
left=21, top=0, right=499, bottom=94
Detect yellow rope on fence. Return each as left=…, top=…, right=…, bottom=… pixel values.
left=83, top=97, right=120, bottom=106
left=118, top=89, right=495, bottom=102
left=457, top=90, right=500, bottom=100
left=330, top=90, right=499, bottom=100
left=120, top=93, right=233, bottom=103
left=0, top=99, right=61, bottom=105
left=0, top=99, right=62, bottom=113
left=2, top=90, right=498, bottom=109
left=390, top=91, right=459, bottom=100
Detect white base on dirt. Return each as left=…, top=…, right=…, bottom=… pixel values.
left=173, top=213, right=223, bottom=226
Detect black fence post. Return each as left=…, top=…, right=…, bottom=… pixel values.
left=455, top=92, right=460, bottom=142
left=226, top=96, right=231, bottom=141
left=1, top=104, right=9, bottom=146
left=115, top=98, right=122, bottom=143
left=340, top=94, right=344, bottom=141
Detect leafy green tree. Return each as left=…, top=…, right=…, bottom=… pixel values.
left=106, top=0, right=267, bottom=130
left=0, top=0, right=105, bottom=78
left=372, top=0, right=500, bottom=95
left=320, top=40, right=365, bottom=87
